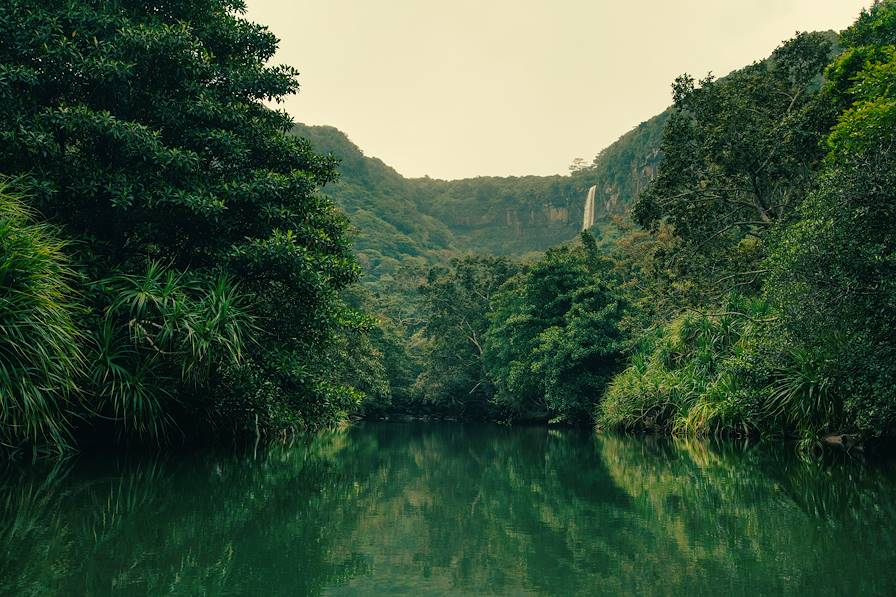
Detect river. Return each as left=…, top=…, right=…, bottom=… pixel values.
left=2, top=423, right=895, bottom=595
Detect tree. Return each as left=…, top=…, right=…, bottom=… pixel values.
left=633, top=32, right=836, bottom=300
left=416, top=256, right=518, bottom=417
left=485, top=233, right=627, bottom=423
left=764, top=1, right=896, bottom=438
left=0, top=0, right=360, bottom=440
left=568, top=157, right=590, bottom=174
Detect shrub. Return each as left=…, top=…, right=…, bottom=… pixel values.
left=598, top=297, right=768, bottom=436
left=0, top=187, right=83, bottom=451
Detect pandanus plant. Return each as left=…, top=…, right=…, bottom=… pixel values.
left=89, top=262, right=257, bottom=439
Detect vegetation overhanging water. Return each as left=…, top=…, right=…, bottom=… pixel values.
left=2, top=1, right=896, bottom=593
left=3, top=2, right=896, bottom=452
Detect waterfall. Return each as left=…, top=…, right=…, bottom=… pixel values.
left=582, top=185, right=597, bottom=230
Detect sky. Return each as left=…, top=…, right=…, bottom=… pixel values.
left=243, top=0, right=872, bottom=180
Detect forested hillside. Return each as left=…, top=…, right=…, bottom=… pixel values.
left=360, top=5, right=896, bottom=451
left=289, top=124, right=458, bottom=281
left=293, top=112, right=666, bottom=277
left=578, top=111, right=668, bottom=219
left=2, top=0, right=894, bottom=454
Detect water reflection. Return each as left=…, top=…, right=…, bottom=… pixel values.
left=2, top=424, right=896, bottom=595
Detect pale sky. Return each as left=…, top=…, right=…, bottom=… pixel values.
left=244, top=1, right=872, bottom=180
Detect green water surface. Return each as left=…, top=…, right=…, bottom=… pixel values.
left=2, top=423, right=895, bottom=596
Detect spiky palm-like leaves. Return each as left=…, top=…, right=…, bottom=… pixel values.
left=0, top=187, right=84, bottom=451
left=765, top=344, right=840, bottom=437
left=90, top=262, right=256, bottom=438
left=599, top=297, right=770, bottom=437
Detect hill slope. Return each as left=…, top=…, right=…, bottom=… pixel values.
left=292, top=111, right=666, bottom=279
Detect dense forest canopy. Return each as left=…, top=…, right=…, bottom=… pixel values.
left=0, top=0, right=364, bottom=450
left=291, top=118, right=665, bottom=281
left=347, top=2, right=896, bottom=446
left=1, top=0, right=895, bottom=453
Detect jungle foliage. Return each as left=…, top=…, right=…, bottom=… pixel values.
left=379, top=2, right=896, bottom=447
left=600, top=1, right=896, bottom=444
left=3, top=0, right=896, bottom=452
left=0, top=0, right=366, bottom=451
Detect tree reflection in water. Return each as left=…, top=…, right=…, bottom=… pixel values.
left=2, top=424, right=896, bottom=596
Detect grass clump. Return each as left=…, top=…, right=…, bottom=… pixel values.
left=598, top=297, right=768, bottom=437
left=0, top=186, right=84, bottom=451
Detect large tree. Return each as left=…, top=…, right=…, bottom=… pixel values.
left=765, top=0, right=896, bottom=439
left=485, top=233, right=627, bottom=424
left=633, top=32, right=836, bottom=300
left=416, top=256, right=518, bottom=417
left=0, top=0, right=360, bottom=440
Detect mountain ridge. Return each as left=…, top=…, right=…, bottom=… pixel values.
left=292, top=112, right=666, bottom=280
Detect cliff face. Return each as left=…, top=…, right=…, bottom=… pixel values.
left=404, top=112, right=666, bottom=254
left=576, top=112, right=667, bottom=223
left=408, top=174, right=584, bottom=254
left=292, top=112, right=666, bottom=276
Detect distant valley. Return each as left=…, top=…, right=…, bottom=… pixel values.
left=292, top=110, right=666, bottom=281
